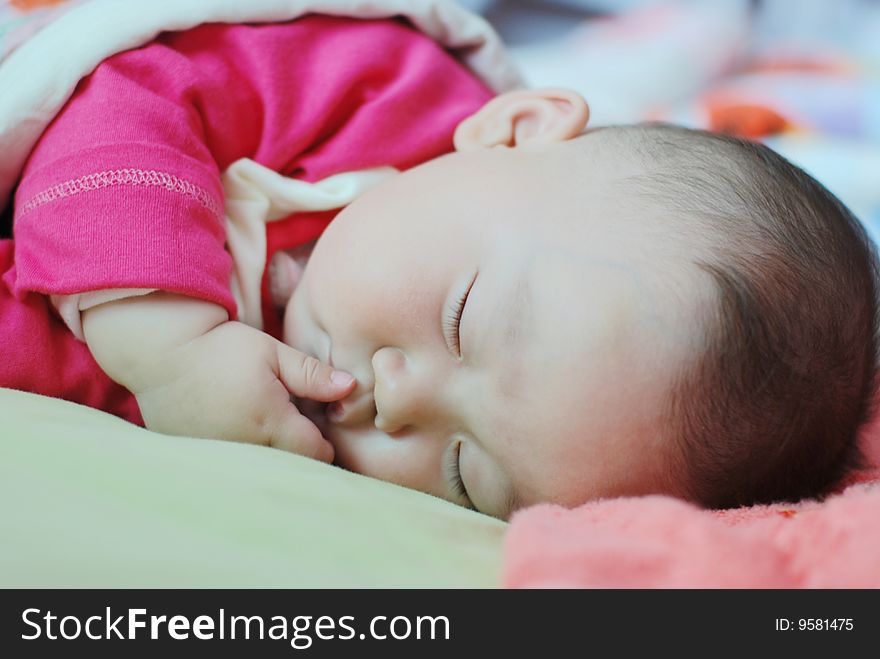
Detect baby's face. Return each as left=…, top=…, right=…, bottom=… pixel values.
left=285, top=133, right=701, bottom=518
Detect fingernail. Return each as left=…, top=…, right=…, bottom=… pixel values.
left=331, top=370, right=354, bottom=386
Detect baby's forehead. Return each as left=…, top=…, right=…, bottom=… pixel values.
left=488, top=243, right=695, bottom=372
left=485, top=241, right=706, bottom=408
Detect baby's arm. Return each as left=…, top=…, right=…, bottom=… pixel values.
left=82, top=292, right=354, bottom=459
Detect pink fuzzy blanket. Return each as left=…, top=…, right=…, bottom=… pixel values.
left=503, top=414, right=880, bottom=588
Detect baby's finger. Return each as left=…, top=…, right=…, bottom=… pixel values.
left=275, top=341, right=356, bottom=402
left=270, top=406, right=335, bottom=463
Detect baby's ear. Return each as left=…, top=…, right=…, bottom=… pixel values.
left=453, top=88, right=589, bottom=151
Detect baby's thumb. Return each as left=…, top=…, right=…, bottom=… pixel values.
left=276, top=342, right=356, bottom=402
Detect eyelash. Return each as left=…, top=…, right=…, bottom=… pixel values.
left=444, top=440, right=472, bottom=505
left=443, top=273, right=477, bottom=356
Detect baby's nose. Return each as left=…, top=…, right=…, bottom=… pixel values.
left=371, top=346, right=436, bottom=433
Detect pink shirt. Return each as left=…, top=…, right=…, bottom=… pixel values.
left=0, top=16, right=494, bottom=422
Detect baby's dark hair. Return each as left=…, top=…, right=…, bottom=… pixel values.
left=615, top=123, right=879, bottom=508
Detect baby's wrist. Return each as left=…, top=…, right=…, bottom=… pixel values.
left=81, top=291, right=228, bottom=393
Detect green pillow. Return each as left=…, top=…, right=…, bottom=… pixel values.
left=0, top=389, right=505, bottom=587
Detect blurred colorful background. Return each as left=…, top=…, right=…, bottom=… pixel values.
left=5, top=0, right=880, bottom=240
left=465, top=0, right=880, bottom=244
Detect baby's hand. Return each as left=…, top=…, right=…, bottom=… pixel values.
left=134, top=320, right=354, bottom=461
left=81, top=292, right=353, bottom=461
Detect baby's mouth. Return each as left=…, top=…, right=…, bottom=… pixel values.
left=326, top=400, right=347, bottom=423
left=295, top=397, right=332, bottom=437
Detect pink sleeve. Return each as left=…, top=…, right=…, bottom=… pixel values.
left=9, top=18, right=495, bottom=319
left=11, top=38, right=237, bottom=316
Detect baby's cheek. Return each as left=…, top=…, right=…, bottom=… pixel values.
left=460, top=441, right=514, bottom=518
left=327, top=426, right=384, bottom=474
left=330, top=426, right=442, bottom=494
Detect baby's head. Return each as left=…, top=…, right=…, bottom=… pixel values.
left=286, top=89, right=879, bottom=518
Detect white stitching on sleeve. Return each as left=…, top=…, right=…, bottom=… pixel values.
left=18, top=168, right=223, bottom=220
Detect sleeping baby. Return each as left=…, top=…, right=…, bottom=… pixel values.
left=1, top=15, right=877, bottom=519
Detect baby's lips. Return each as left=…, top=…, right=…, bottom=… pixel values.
left=325, top=393, right=374, bottom=425
left=327, top=401, right=344, bottom=422
left=295, top=397, right=330, bottom=436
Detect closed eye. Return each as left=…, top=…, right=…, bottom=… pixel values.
left=443, top=439, right=473, bottom=508
left=443, top=271, right=477, bottom=356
